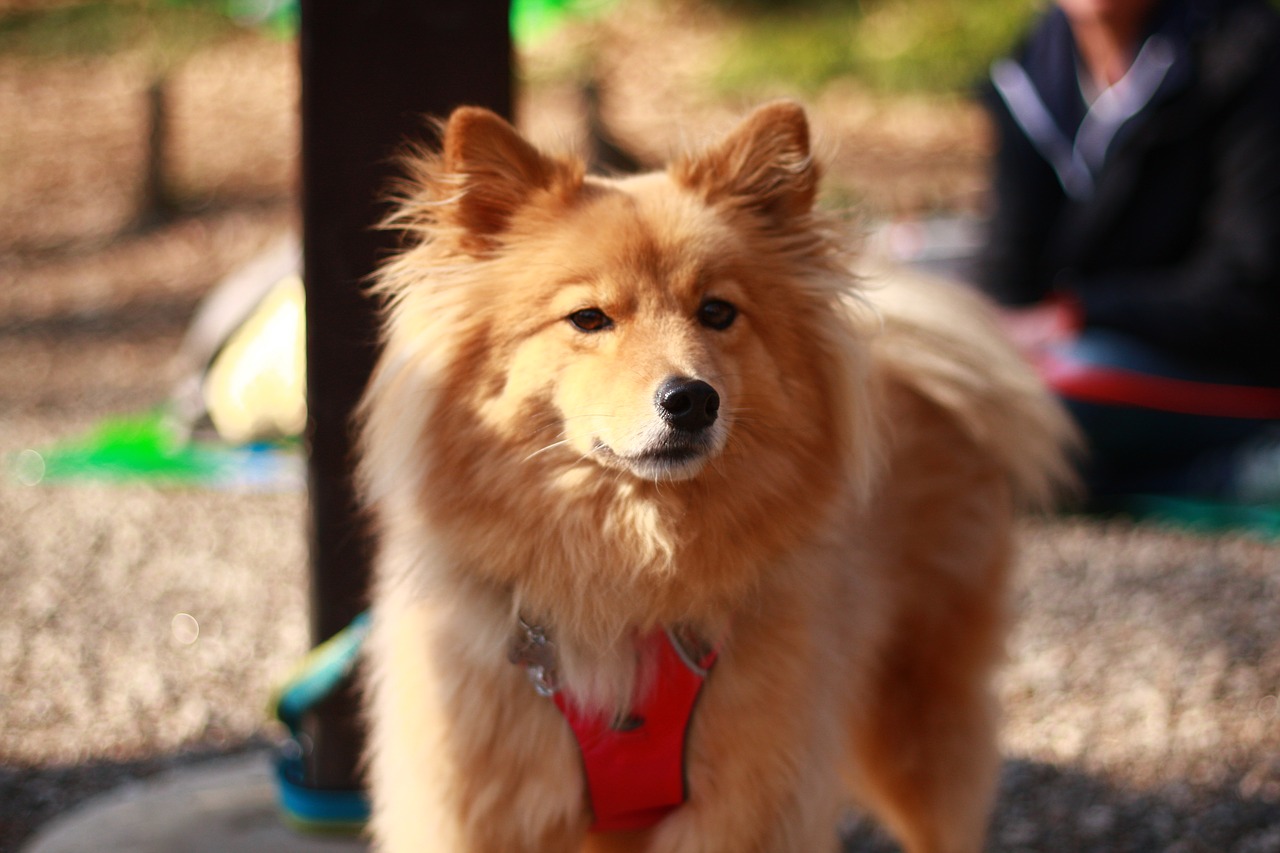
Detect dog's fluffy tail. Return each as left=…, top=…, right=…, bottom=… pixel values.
left=863, top=266, right=1081, bottom=510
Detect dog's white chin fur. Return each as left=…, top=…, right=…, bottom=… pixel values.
left=623, top=451, right=712, bottom=482
left=592, top=429, right=726, bottom=482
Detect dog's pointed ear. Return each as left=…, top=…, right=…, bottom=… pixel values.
left=439, top=107, right=582, bottom=249
left=672, top=100, right=818, bottom=225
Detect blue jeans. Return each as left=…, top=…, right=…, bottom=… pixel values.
left=1044, top=331, right=1280, bottom=498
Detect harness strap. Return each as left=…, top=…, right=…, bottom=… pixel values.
left=273, top=613, right=720, bottom=836
left=552, top=629, right=718, bottom=833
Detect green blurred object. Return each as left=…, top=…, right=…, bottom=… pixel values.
left=10, top=409, right=302, bottom=491
left=224, top=0, right=297, bottom=38
left=1116, top=495, right=1280, bottom=541
left=512, top=0, right=582, bottom=44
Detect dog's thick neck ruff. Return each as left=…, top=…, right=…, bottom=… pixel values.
left=509, top=620, right=718, bottom=832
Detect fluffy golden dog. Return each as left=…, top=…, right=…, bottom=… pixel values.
left=357, top=101, right=1075, bottom=853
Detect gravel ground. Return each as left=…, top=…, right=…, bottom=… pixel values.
left=2, top=8, right=1279, bottom=851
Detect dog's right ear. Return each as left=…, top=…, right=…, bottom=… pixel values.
left=437, top=107, right=583, bottom=253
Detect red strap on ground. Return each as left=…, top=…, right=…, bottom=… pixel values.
left=553, top=631, right=716, bottom=833
left=1038, top=352, right=1280, bottom=419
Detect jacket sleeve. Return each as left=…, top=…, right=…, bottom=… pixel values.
left=975, top=88, right=1067, bottom=308
left=1071, top=58, right=1280, bottom=366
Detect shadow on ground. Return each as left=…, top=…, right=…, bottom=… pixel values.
left=8, top=750, right=1280, bottom=852
left=0, top=739, right=270, bottom=853
left=842, top=758, right=1280, bottom=852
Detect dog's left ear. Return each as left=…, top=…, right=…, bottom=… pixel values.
left=672, top=100, right=818, bottom=225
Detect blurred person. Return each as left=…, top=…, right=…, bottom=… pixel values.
left=978, top=0, right=1280, bottom=505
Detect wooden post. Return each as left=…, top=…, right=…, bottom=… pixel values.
left=298, top=0, right=511, bottom=791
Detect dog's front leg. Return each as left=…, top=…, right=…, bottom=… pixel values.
left=645, top=606, right=849, bottom=853
left=365, top=599, right=469, bottom=852
left=366, top=596, right=590, bottom=853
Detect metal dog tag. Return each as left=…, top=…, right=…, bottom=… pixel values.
left=509, top=618, right=559, bottom=697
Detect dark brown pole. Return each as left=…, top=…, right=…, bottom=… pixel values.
left=298, top=0, right=512, bottom=791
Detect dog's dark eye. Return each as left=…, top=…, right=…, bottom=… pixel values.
left=698, top=299, right=738, bottom=331
left=568, top=308, right=612, bottom=333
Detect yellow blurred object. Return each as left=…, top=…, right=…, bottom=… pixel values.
left=203, top=274, right=307, bottom=444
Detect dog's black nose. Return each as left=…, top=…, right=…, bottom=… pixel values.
left=655, top=376, right=720, bottom=432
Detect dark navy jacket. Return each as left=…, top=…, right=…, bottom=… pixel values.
left=978, top=0, right=1280, bottom=382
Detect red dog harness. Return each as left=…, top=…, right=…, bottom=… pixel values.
left=511, top=624, right=718, bottom=832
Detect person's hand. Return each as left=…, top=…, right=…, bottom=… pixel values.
left=998, top=297, right=1082, bottom=357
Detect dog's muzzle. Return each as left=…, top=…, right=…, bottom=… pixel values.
left=590, top=376, right=726, bottom=481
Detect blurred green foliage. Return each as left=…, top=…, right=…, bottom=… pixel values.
left=0, top=0, right=276, bottom=64
left=714, top=0, right=1043, bottom=94
left=1, top=0, right=1042, bottom=93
